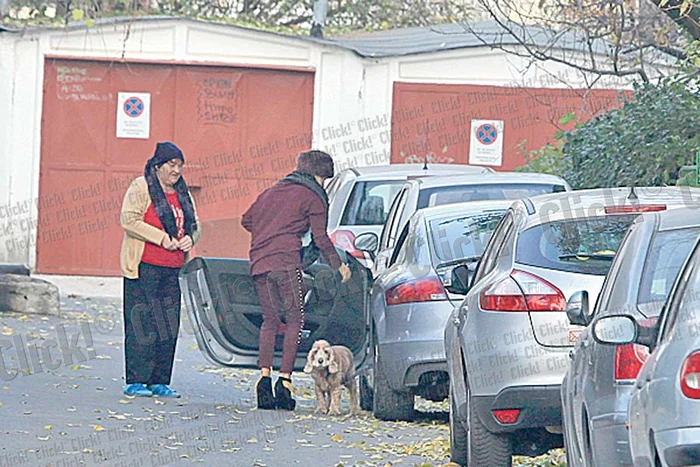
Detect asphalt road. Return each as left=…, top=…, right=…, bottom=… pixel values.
left=0, top=290, right=564, bottom=467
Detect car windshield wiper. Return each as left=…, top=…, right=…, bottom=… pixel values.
left=436, top=256, right=482, bottom=269
left=558, top=253, right=616, bottom=260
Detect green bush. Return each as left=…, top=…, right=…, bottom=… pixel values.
left=516, top=78, right=700, bottom=189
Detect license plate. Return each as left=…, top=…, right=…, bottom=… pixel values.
left=569, top=329, right=582, bottom=344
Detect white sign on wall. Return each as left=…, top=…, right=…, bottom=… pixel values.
left=469, top=119, right=504, bottom=166
left=117, top=92, right=151, bottom=139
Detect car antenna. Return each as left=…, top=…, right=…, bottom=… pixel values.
left=628, top=186, right=638, bottom=201
left=423, top=154, right=428, bottom=170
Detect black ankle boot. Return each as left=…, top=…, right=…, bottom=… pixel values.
left=256, top=376, right=275, bottom=410
left=274, top=377, right=296, bottom=411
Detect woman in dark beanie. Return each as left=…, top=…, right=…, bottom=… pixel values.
left=119, top=142, right=201, bottom=398
left=242, top=149, right=351, bottom=410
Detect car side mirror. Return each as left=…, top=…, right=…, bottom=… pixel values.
left=592, top=315, right=637, bottom=345
left=445, top=264, right=470, bottom=295
left=566, top=291, right=590, bottom=327
left=353, top=232, right=379, bottom=260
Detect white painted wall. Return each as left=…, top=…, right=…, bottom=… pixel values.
left=0, top=19, right=363, bottom=268
left=0, top=18, right=677, bottom=269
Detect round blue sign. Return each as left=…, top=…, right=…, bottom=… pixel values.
left=476, top=123, right=498, bottom=145
left=123, top=97, right=145, bottom=118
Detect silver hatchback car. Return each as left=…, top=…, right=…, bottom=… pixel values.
left=325, top=163, right=492, bottom=267
left=562, top=207, right=700, bottom=467
left=593, top=231, right=700, bottom=467
left=373, top=172, right=571, bottom=277
left=354, top=200, right=512, bottom=421
left=444, top=186, right=700, bottom=467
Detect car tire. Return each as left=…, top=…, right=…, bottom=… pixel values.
left=359, top=374, right=373, bottom=411
left=373, top=350, right=414, bottom=421
left=467, top=382, right=512, bottom=467
left=449, top=385, right=467, bottom=466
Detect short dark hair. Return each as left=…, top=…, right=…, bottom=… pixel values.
left=296, top=150, right=335, bottom=179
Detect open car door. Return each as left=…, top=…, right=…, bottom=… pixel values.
left=179, top=251, right=371, bottom=372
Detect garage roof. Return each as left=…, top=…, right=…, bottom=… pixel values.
left=325, top=21, right=611, bottom=58
left=1, top=16, right=665, bottom=61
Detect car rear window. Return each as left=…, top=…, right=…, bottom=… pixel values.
left=340, top=181, right=405, bottom=226
left=429, top=210, right=506, bottom=266
left=638, top=228, right=700, bottom=310
left=515, top=214, right=639, bottom=275
left=417, top=183, right=565, bottom=208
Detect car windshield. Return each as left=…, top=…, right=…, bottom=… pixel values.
left=516, top=214, right=639, bottom=275
left=417, top=183, right=565, bottom=208
left=429, top=209, right=506, bottom=266
left=637, top=228, right=700, bottom=313
left=340, top=180, right=405, bottom=226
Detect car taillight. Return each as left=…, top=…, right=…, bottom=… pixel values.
left=680, top=351, right=700, bottom=399
left=604, top=205, right=666, bottom=214
left=492, top=409, right=520, bottom=424
left=614, top=344, right=649, bottom=381
left=385, top=277, right=448, bottom=306
left=479, top=270, right=566, bottom=312
left=329, top=230, right=364, bottom=259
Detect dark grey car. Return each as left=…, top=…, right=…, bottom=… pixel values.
left=562, top=207, right=700, bottom=467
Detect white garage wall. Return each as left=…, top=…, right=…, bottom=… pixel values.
left=0, top=19, right=677, bottom=269
left=0, top=19, right=362, bottom=267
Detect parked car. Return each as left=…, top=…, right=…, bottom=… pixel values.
left=444, top=186, right=700, bottom=467
left=325, top=163, right=492, bottom=267
left=353, top=200, right=512, bottom=421
left=592, top=230, right=700, bottom=467
left=373, top=172, right=571, bottom=277
left=562, top=207, right=700, bottom=467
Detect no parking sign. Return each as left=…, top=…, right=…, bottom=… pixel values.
left=117, top=92, right=151, bottom=139
left=469, top=119, right=504, bottom=166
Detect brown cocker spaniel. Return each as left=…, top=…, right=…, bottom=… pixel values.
left=303, top=339, right=360, bottom=416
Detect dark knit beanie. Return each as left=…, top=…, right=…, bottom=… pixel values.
left=152, top=142, right=185, bottom=167
left=296, top=150, right=335, bottom=179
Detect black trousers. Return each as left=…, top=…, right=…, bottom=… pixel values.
left=123, top=262, right=181, bottom=385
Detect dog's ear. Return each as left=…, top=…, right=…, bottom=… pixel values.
left=328, top=348, right=339, bottom=374
left=303, top=348, right=316, bottom=373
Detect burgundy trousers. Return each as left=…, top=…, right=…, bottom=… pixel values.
left=253, top=268, right=306, bottom=373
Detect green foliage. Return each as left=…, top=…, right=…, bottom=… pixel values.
left=562, top=78, right=700, bottom=189
left=514, top=139, right=571, bottom=178
left=2, top=0, right=464, bottom=35
left=517, top=78, right=700, bottom=190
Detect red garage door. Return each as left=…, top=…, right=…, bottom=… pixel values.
left=391, top=82, right=626, bottom=170
left=38, top=58, right=314, bottom=276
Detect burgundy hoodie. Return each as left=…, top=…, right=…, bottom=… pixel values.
left=241, top=181, right=342, bottom=276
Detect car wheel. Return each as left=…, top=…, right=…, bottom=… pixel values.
left=466, top=381, right=512, bottom=467
left=449, top=384, right=467, bottom=466
left=359, top=374, right=373, bottom=411
left=372, top=348, right=414, bottom=421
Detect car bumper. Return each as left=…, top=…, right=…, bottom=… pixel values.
left=378, top=339, right=447, bottom=391
left=589, top=412, right=633, bottom=466
left=656, top=427, right=700, bottom=467
left=468, top=385, right=562, bottom=433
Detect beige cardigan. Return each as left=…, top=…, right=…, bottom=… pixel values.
left=120, top=176, right=201, bottom=279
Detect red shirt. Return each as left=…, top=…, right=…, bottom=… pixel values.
left=242, top=181, right=342, bottom=276
left=141, top=192, right=186, bottom=268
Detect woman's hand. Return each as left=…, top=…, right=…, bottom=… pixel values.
left=161, top=235, right=178, bottom=251
left=177, top=235, right=193, bottom=252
